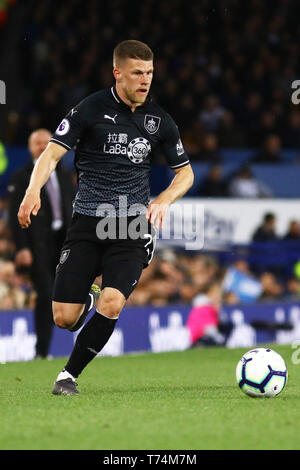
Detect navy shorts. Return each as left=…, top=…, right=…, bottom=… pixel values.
left=52, top=212, right=156, bottom=303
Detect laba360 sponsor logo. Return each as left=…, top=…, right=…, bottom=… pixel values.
left=103, top=133, right=151, bottom=163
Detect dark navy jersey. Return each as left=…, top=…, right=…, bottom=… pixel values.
left=50, top=86, right=190, bottom=217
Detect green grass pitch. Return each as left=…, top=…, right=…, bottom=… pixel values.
left=0, top=344, right=298, bottom=450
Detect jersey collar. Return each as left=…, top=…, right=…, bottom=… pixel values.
left=110, top=86, right=152, bottom=110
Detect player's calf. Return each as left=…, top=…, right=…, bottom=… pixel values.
left=53, top=306, right=121, bottom=391
left=96, top=286, right=126, bottom=319
left=68, top=284, right=102, bottom=332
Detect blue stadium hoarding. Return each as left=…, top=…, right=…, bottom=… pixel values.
left=0, top=301, right=299, bottom=362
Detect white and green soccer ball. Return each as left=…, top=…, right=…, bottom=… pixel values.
left=236, top=348, right=288, bottom=398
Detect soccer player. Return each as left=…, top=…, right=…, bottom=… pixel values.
left=18, top=40, right=194, bottom=395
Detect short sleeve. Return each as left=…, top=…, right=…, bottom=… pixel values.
left=160, top=113, right=190, bottom=169
left=50, top=97, right=89, bottom=151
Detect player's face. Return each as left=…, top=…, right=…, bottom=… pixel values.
left=28, top=130, right=51, bottom=160
left=114, top=58, right=154, bottom=107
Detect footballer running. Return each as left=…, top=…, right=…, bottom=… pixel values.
left=18, top=40, right=194, bottom=395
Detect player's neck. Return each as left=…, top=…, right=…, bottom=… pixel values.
left=115, top=85, right=143, bottom=112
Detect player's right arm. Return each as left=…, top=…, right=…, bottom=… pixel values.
left=18, top=142, right=67, bottom=228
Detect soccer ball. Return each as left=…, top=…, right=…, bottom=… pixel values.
left=236, top=348, right=288, bottom=398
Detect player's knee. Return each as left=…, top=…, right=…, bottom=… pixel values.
left=52, top=302, right=81, bottom=329
left=53, top=309, right=70, bottom=329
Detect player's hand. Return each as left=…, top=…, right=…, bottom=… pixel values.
left=146, top=198, right=170, bottom=230
left=18, top=190, right=41, bottom=229
left=15, top=248, right=33, bottom=267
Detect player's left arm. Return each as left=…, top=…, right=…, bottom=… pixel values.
left=147, top=164, right=194, bottom=229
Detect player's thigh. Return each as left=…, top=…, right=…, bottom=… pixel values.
left=100, top=216, right=156, bottom=299
left=52, top=239, right=102, bottom=304
left=101, top=258, right=144, bottom=301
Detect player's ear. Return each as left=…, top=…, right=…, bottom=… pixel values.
left=113, top=67, right=121, bottom=81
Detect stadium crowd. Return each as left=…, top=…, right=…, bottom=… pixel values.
left=2, top=0, right=300, bottom=161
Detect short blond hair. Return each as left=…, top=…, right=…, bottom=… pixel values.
left=113, top=40, right=153, bottom=67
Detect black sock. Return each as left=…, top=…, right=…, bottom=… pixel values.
left=83, top=291, right=93, bottom=315
left=65, top=311, right=118, bottom=378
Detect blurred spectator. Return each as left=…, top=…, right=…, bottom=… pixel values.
left=222, top=258, right=262, bottom=303
left=233, top=259, right=252, bottom=276
left=187, top=283, right=225, bottom=347
left=199, top=165, right=228, bottom=197
left=196, top=134, right=222, bottom=163
left=243, top=92, right=263, bottom=122
left=0, top=260, right=32, bottom=309
left=282, top=220, right=300, bottom=241
left=178, top=281, right=198, bottom=304
left=189, top=254, right=219, bottom=292
left=180, top=122, right=204, bottom=160
left=217, top=111, right=246, bottom=148
left=252, top=212, right=278, bottom=242
left=293, top=260, right=300, bottom=281
left=284, top=277, right=300, bottom=301
left=241, top=92, right=263, bottom=145
left=222, top=291, right=240, bottom=305
left=228, top=164, right=273, bottom=198
left=281, top=111, right=300, bottom=149
left=176, top=93, right=198, bottom=130
left=198, top=95, right=225, bottom=133
left=7, top=128, right=74, bottom=358
left=220, top=80, right=244, bottom=121
left=0, top=235, right=15, bottom=260
left=251, top=135, right=283, bottom=164
left=0, top=141, right=8, bottom=175
left=249, top=111, right=280, bottom=147
left=259, top=272, right=283, bottom=302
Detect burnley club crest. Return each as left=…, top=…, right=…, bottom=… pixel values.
left=144, top=115, right=161, bottom=134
